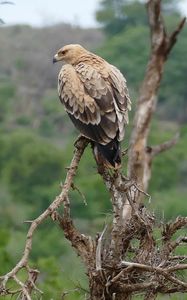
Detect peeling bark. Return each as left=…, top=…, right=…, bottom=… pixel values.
left=128, top=0, right=186, bottom=197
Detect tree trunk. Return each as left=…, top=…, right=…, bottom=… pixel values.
left=88, top=272, right=132, bottom=300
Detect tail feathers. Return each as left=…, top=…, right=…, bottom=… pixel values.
left=93, top=138, right=121, bottom=169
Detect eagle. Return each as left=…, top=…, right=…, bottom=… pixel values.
left=53, top=44, right=131, bottom=168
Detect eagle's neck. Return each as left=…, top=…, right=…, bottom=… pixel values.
left=73, top=52, right=105, bottom=67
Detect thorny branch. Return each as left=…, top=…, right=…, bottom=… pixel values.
left=1, top=141, right=187, bottom=299
left=148, top=133, right=179, bottom=157
left=0, top=136, right=89, bottom=299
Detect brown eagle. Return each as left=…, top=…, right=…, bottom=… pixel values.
left=53, top=44, right=131, bottom=168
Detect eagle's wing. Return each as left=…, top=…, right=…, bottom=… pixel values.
left=58, top=63, right=120, bottom=145
left=107, top=64, right=131, bottom=141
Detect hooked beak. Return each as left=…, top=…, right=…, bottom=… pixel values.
left=53, top=54, right=59, bottom=64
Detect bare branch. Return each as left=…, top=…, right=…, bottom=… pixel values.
left=23, top=267, right=42, bottom=297
left=121, top=261, right=187, bottom=288
left=166, top=17, right=186, bottom=56
left=96, top=225, right=107, bottom=271
left=71, top=182, right=87, bottom=206
left=13, top=276, right=31, bottom=300
left=148, top=133, right=179, bottom=157
left=168, top=264, right=187, bottom=272
left=51, top=206, right=94, bottom=266
left=169, top=256, right=187, bottom=261
left=163, top=216, right=187, bottom=241
left=0, top=136, right=89, bottom=297
left=147, top=0, right=166, bottom=52
left=144, top=291, right=157, bottom=300
left=128, top=0, right=186, bottom=195
left=117, top=282, right=157, bottom=293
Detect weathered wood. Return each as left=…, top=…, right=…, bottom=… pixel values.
left=128, top=0, right=186, bottom=197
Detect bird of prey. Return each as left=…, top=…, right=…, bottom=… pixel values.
left=53, top=44, right=131, bottom=168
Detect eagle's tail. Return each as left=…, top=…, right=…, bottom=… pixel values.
left=93, top=138, right=121, bottom=169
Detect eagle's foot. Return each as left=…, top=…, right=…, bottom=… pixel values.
left=74, top=135, right=89, bottom=150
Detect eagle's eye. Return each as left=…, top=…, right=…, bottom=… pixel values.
left=60, top=49, right=68, bottom=55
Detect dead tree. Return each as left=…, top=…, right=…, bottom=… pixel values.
left=0, top=1, right=187, bottom=299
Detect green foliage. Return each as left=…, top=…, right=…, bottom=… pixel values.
left=37, top=256, right=64, bottom=299
left=97, top=25, right=149, bottom=90
left=38, top=91, right=70, bottom=137
left=145, top=122, right=187, bottom=221
left=14, top=58, right=27, bottom=70
left=96, top=0, right=180, bottom=36
left=96, top=0, right=148, bottom=36
left=0, top=229, right=13, bottom=274
left=159, top=24, right=187, bottom=121
left=149, top=123, right=187, bottom=192
left=0, top=82, right=15, bottom=122
left=152, top=188, right=187, bottom=220
left=37, top=254, right=87, bottom=300
left=0, top=131, right=65, bottom=213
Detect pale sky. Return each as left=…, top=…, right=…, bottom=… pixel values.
left=1, top=0, right=187, bottom=28
left=1, top=0, right=100, bottom=27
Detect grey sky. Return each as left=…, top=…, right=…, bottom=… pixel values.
left=1, top=0, right=187, bottom=28
left=1, top=0, right=100, bottom=27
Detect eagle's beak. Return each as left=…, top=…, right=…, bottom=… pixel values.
left=53, top=54, right=59, bottom=64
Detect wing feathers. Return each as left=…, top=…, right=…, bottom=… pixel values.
left=58, top=61, right=131, bottom=145
left=68, top=114, right=111, bottom=144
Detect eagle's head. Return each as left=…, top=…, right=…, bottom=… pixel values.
left=53, top=44, right=87, bottom=65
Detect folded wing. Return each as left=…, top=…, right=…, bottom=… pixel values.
left=58, top=63, right=130, bottom=145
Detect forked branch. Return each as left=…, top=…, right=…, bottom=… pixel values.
left=128, top=0, right=186, bottom=194
left=0, top=136, right=90, bottom=299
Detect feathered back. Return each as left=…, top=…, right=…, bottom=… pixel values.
left=54, top=44, right=131, bottom=167
left=57, top=48, right=131, bottom=146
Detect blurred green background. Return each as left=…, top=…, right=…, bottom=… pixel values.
left=0, top=0, right=187, bottom=299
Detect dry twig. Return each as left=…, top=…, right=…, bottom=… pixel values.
left=0, top=136, right=89, bottom=298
